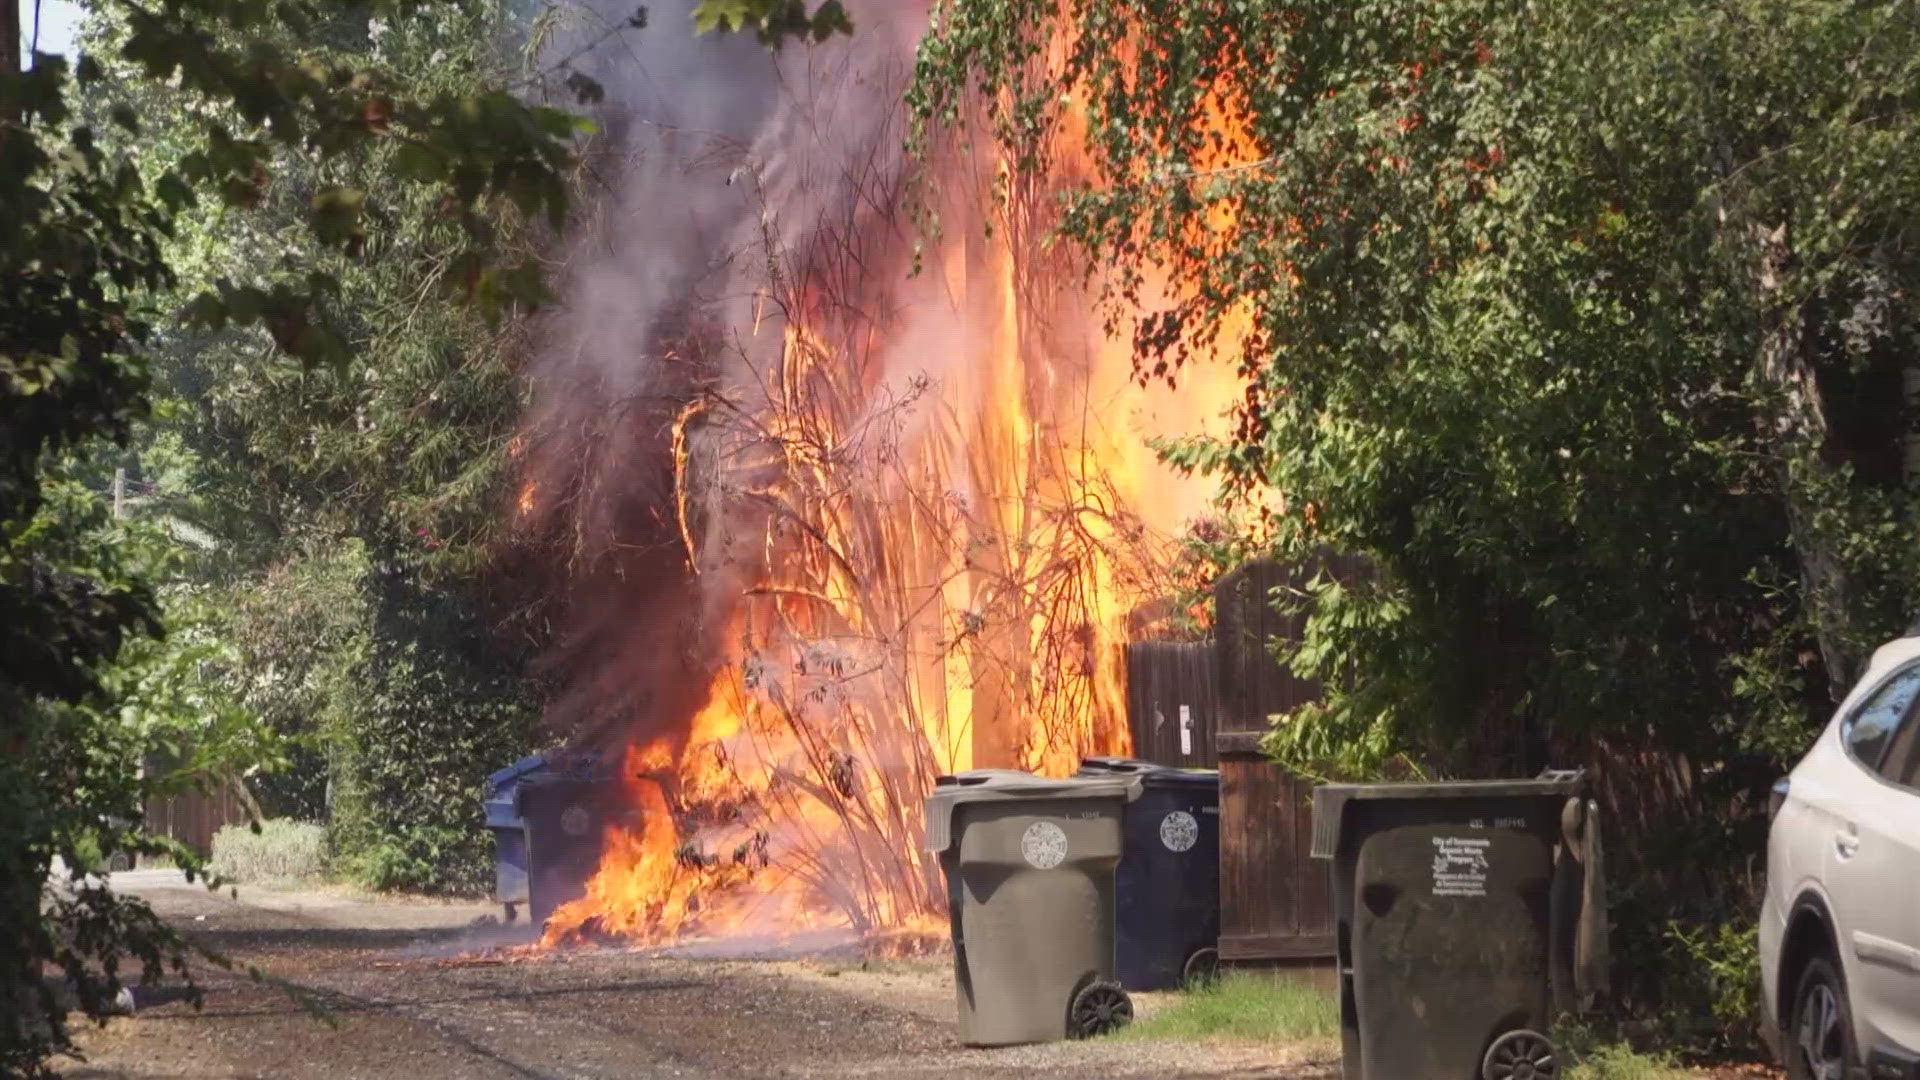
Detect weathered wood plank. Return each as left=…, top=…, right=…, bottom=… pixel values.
left=1217, top=755, right=1334, bottom=960
left=1211, top=556, right=1366, bottom=964
left=1220, top=933, right=1338, bottom=961
left=1123, top=640, right=1220, bottom=768
left=1214, top=731, right=1265, bottom=755
left=1292, top=772, right=1332, bottom=935
left=142, top=785, right=249, bottom=859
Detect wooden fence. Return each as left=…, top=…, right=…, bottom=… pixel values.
left=1209, top=558, right=1336, bottom=963
left=1123, top=641, right=1221, bottom=768
left=1119, top=556, right=1362, bottom=965
left=1213, top=553, right=1336, bottom=957
left=142, top=784, right=251, bottom=861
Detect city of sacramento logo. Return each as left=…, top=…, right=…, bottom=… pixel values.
left=1021, top=821, right=1069, bottom=869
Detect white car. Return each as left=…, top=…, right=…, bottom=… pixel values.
left=1760, top=633, right=1920, bottom=1080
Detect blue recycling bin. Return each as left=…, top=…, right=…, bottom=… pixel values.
left=485, top=751, right=622, bottom=927
left=484, top=754, right=550, bottom=922
left=1076, top=757, right=1222, bottom=990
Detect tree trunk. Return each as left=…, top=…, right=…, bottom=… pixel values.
left=1904, top=364, right=1920, bottom=490
left=1, top=0, right=20, bottom=164
left=1754, top=219, right=1854, bottom=695
left=2, top=0, right=18, bottom=77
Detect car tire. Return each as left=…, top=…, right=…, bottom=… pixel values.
left=1786, top=954, right=1859, bottom=1080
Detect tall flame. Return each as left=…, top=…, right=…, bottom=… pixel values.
left=532, top=17, right=1257, bottom=950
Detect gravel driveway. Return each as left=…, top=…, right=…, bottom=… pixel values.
left=56, top=873, right=1335, bottom=1080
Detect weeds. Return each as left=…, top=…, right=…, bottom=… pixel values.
left=1558, top=1017, right=1694, bottom=1080
left=1564, top=1042, right=1690, bottom=1080
left=1116, top=973, right=1338, bottom=1043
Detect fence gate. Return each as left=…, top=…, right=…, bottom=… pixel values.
left=1123, top=640, right=1219, bottom=768
left=1211, top=558, right=1337, bottom=964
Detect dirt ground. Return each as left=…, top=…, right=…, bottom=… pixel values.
left=55, top=872, right=1336, bottom=1080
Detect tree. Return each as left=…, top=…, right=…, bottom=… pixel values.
left=0, top=0, right=607, bottom=1063
left=913, top=0, right=1920, bottom=1045
left=4, top=0, right=858, bottom=1059
left=84, top=0, right=559, bottom=885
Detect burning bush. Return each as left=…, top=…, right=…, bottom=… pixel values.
left=513, top=4, right=1237, bottom=948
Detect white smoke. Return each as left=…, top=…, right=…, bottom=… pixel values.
left=515, top=0, right=947, bottom=751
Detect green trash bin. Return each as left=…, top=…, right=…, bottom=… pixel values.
left=926, top=770, right=1140, bottom=1046
left=1311, top=770, right=1608, bottom=1080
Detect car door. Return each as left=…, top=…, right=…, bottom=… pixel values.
left=1830, top=673, right=1920, bottom=1062
left=1861, top=708, right=1920, bottom=1066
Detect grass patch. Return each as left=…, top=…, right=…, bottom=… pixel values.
left=1564, top=1042, right=1690, bottom=1080
left=209, top=819, right=329, bottom=884
left=1117, top=972, right=1338, bottom=1043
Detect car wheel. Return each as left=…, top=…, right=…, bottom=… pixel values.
left=1787, top=955, right=1858, bottom=1080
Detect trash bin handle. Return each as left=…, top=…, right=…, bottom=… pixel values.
left=1573, top=797, right=1610, bottom=1007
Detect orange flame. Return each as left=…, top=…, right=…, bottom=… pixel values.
left=540, top=41, right=1252, bottom=952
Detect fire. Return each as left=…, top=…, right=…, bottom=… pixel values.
left=540, top=691, right=781, bottom=945
left=529, top=20, right=1254, bottom=952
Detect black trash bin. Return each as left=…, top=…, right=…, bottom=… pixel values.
left=1310, top=770, right=1608, bottom=1080
left=512, top=755, right=629, bottom=929
left=1076, top=757, right=1221, bottom=990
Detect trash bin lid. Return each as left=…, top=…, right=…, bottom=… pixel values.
left=1142, top=767, right=1219, bottom=791
left=487, top=754, right=550, bottom=798
left=938, top=769, right=1043, bottom=783
left=1076, top=756, right=1154, bottom=775
left=1077, top=756, right=1218, bottom=790
left=926, top=770, right=1138, bottom=853
left=1309, top=769, right=1587, bottom=860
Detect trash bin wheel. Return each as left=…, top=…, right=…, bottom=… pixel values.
left=1181, top=947, right=1220, bottom=988
left=1481, top=1029, right=1558, bottom=1080
left=1067, top=979, right=1133, bottom=1039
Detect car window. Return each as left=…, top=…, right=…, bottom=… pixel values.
left=1880, top=707, right=1920, bottom=788
left=1844, top=665, right=1920, bottom=770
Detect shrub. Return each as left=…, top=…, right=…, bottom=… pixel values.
left=207, top=542, right=539, bottom=896
left=1657, top=917, right=1765, bottom=1056
left=209, top=820, right=329, bottom=883
left=321, top=553, right=538, bottom=895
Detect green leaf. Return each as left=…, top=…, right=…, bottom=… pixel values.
left=390, top=142, right=445, bottom=183
left=309, top=186, right=368, bottom=247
